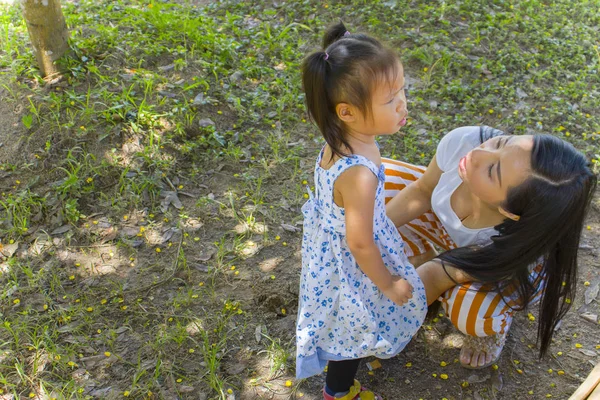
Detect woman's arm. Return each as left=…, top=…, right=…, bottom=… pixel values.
left=417, top=260, right=473, bottom=305
left=337, top=166, right=413, bottom=306
left=385, top=155, right=444, bottom=228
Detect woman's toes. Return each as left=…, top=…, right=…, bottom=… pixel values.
left=477, top=351, right=487, bottom=367
left=485, top=352, right=493, bottom=365
left=470, top=350, right=482, bottom=368
left=460, top=347, right=474, bottom=365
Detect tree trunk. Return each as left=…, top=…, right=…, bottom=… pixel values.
left=21, top=0, right=69, bottom=78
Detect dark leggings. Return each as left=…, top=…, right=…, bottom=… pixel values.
left=326, top=358, right=362, bottom=393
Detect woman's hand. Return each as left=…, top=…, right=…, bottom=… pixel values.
left=381, top=276, right=414, bottom=306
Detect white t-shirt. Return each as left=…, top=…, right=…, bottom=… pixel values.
left=431, top=126, right=498, bottom=247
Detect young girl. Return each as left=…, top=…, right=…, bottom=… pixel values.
left=295, top=22, right=463, bottom=399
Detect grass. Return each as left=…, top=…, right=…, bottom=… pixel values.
left=0, top=0, right=599, bottom=398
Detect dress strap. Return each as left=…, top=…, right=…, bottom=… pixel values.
left=327, top=154, right=385, bottom=183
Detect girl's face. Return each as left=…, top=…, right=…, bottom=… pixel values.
left=348, top=63, right=408, bottom=137
left=457, top=135, right=534, bottom=206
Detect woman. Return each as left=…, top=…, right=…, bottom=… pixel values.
left=384, top=126, right=597, bottom=368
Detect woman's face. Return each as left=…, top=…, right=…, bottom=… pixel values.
left=457, top=135, right=534, bottom=206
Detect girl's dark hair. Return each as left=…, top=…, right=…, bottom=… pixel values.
left=440, top=128, right=597, bottom=357
left=302, top=22, right=401, bottom=159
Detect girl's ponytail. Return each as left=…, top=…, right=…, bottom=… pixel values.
left=302, top=46, right=352, bottom=159
left=322, top=21, right=350, bottom=48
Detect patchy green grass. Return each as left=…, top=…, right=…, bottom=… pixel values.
left=0, top=0, right=599, bottom=399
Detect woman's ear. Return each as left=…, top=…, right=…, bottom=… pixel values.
left=336, top=103, right=356, bottom=123
left=498, top=206, right=520, bottom=221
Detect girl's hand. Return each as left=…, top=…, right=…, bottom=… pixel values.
left=382, top=276, right=413, bottom=306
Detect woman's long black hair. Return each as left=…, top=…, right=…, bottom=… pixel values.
left=439, top=126, right=597, bottom=357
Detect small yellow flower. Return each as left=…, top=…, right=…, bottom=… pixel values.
left=29, top=393, right=35, bottom=398
left=575, top=343, right=583, bottom=348
left=270, top=275, right=276, bottom=280
left=188, top=348, right=195, bottom=353
left=230, top=266, right=236, bottom=271
left=123, top=215, right=128, bottom=221
left=93, top=220, right=99, bottom=225
left=13, top=299, right=20, bottom=305
left=54, top=355, right=61, bottom=361
left=69, top=275, right=75, bottom=280
left=199, top=282, right=205, bottom=286
left=97, top=329, right=102, bottom=334
left=155, top=248, right=161, bottom=253
left=565, top=132, right=571, bottom=137
left=492, top=364, right=499, bottom=370
left=440, top=361, right=447, bottom=367
left=528, top=313, right=535, bottom=321
left=528, top=391, right=534, bottom=395
left=15, top=180, right=21, bottom=185
left=234, top=271, right=239, bottom=276
left=302, top=180, right=308, bottom=185
left=440, top=374, right=448, bottom=380
left=177, top=379, right=182, bottom=383
left=124, top=390, right=130, bottom=397
left=423, top=67, right=428, bottom=72
left=548, top=368, right=553, bottom=373
left=218, top=111, right=223, bottom=115
left=488, top=109, right=494, bottom=114
left=43, top=304, right=48, bottom=310
left=227, top=389, right=233, bottom=394
left=517, top=369, right=523, bottom=374
left=281, top=308, right=287, bottom=315
left=432, top=373, right=437, bottom=377
left=194, top=237, right=200, bottom=242
left=275, top=235, right=281, bottom=240
left=68, top=361, right=76, bottom=367
left=303, top=193, right=309, bottom=199
left=565, top=298, right=571, bottom=304
left=557, top=351, right=563, bottom=356
left=100, top=299, right=107, bottom=304
left=285, top=380, right=293, bottom=387
left=587, top=226, right=592, bottom=230
left=557, top=370, right=564, bottom=375
left=86, top=307, right=93, bottom=312
left=405, top=362, right=412, bottom=367
left=104, top=352, right=111, bottom=357
left=121, top=306, right=128, bottom=310
left=75, top=262, right=81, bottom=267
left=282, top=242, right=287, bottom=246
left=86, top=177, right=93, bottom=183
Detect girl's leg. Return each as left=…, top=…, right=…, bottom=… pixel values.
left=323, top=359, right=383, bottom=400
left=325, top=359, right=362, bottom=394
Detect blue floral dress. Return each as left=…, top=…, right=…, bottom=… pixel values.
left=295, top=148, right=428, bottom=379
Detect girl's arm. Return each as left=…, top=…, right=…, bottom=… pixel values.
left=336, top=166, right=412, bottom=306
left=385, top=155, right=443, bottom=228
left=417, top=260, right=473, bottom=305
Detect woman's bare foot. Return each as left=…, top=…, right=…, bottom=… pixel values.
left=459, top=333, right=506, bottom=369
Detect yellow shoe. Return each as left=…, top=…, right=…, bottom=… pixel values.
left=322, top=380, right=383, bottom=400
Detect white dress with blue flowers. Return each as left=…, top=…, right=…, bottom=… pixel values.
left=295, top=148, right=428, bottom=379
